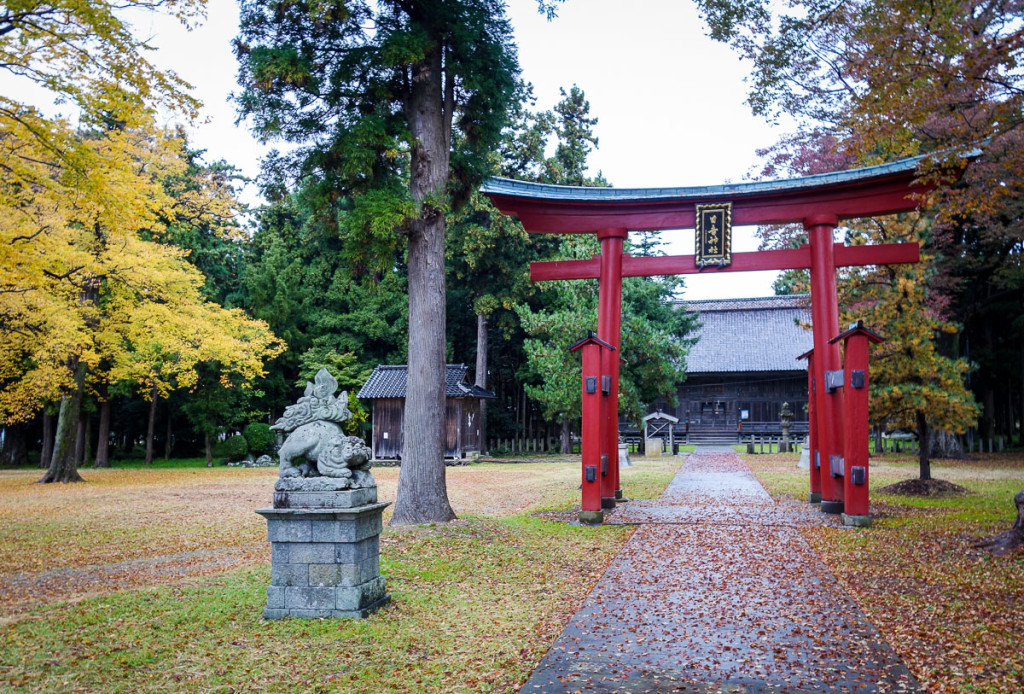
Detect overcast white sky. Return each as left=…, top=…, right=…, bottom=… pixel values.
left=114, top=1, right=789, bottom=299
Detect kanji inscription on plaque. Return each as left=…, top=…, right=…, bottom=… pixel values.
left=695, top=202, right=732, bottom=268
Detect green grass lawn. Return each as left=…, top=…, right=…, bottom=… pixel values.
left=2, top=517, right=625, bottom=693
left=0, top=457, right=681, bottom=693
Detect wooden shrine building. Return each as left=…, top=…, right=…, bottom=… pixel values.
left=650, top=295, right=813, bottom=443
left=358, top=364, right=495, bottom=462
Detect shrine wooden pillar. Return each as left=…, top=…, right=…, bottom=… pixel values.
left=831, top=321, right=885, bottom=527
left=597, top=227, right=628, bottom=509
left=806, top=214, right=845, bottom=514
left=570, top=332, right=616, bottom=525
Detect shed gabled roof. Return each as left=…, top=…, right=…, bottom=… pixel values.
left=358, top=364, right=495, bottom=400
left=682, top=295, right=812, bottom=374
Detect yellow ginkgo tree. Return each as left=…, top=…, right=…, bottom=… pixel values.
left=0, top=1, right=285, bottom=483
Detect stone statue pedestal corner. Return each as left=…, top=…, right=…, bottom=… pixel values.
left=256, top=493, right=390, bottom=619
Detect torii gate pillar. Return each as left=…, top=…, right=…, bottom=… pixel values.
left=569, top=332, right=616, bottom=525
left=831, top=321, right=886, bottom=526
left=806, top=214, right=845, bottom=514
left=597, top=228, right=628, bottom=508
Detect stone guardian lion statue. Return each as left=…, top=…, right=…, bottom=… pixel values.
left=270, top=369, right=374, bottom=488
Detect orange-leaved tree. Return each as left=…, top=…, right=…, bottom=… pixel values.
left=839, top=214, right=979, bottom=480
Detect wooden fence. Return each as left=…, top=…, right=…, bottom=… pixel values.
left=487, top=437, right=570, bottom=455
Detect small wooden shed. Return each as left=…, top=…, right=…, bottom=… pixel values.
left=358, top=364, right=495, bottom=462
left=643, top=409, right=679, bottom=456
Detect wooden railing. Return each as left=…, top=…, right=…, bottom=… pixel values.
left=487, top=437, right=569, bottom=455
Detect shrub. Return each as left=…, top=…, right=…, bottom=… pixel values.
left=244, top=422, right=276, bottom=456
left=213, top=435, right=248, bottom=462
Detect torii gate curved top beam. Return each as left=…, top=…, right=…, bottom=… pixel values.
left=481, top=155, right=929, bottom=233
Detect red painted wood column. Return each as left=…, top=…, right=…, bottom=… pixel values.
left=806, top=214, right=845, bottom=514
left=831, top=322, right=884, bottom=526
left=598, top=227, right=627, bottom=510
left=798, top=349, right=822, bottom=503
left=569, top=332, right=615, bottom=525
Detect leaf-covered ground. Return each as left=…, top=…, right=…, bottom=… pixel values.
left=523, top=449, right=920, bottom=693
left=4, top=452, right=1019, bottom=691
left=745, top=451, right=1024, bottom=693
left=0, top=458, right=681, bottom=692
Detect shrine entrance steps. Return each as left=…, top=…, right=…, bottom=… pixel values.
left=520, top=446, right=919, bottom=693
left=683, top=430, right=740, bottom=446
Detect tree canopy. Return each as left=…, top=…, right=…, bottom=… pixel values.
left=0, top=1, right=285, bottom=482
left=234, top=0, right=525, bottom=523
left=698, top=0, right=1020, bottom=453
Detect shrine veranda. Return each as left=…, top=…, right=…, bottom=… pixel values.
left=482, top=155, right=933, bottom=526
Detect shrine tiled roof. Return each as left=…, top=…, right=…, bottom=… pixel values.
left=358, top=364, right=496, bottom=400
left=681, top=295, right=812, bottom=374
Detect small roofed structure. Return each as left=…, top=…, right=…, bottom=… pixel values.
left=358, top=364, right=495, bottom=462
left=643, top=409, right=679, bottom=456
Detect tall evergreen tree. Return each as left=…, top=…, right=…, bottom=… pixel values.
left=517, top=236, right=696, bottom=451
left=547, top=85, right=605, bottom=186
left=234, top=0, right=521, bottom=523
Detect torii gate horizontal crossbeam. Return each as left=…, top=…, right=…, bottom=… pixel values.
left=530, top=242, right=920, bottom=281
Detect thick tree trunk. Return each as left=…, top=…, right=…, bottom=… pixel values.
left=982, top=383, right=996, bottom=443
left=145, top=384, right=158, bottom=465
left=917, top=410, right=931, bottom=481
left=0, top=423, right=29, bottom=467
left=164, top=412, right=173, bottom=460
left=74, top=417, right=85, bottom=466
left=94, top=401, right=110, bottom=468
left=560, top=417, right=571, bottom=454
left=475, top=312, right=488, bottom=454
left=520, top=384, right=527, bottom=436
left=204, top=433, right=213, bottom=467
left=84, top=414, right=93, bottom=466
left=39, top=362, right=87, bottom=483
left=41, top=412, right=54, bottom=469
left=391, top=46, right=456, bottom=525
left=1019, top=350, right=1023, bottom=447
left=975, top=489, right=1024, bottom=555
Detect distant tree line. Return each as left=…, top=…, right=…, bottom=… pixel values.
left=0, top=1, right=693, bottom=499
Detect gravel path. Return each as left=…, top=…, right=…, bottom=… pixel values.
left=520, top=447, right=920, bottom=693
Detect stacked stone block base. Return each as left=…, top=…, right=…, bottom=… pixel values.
left=256, top=498, right=389, bottom=619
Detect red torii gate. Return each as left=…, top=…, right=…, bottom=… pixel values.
left=482, top=155, right=931, bottom=523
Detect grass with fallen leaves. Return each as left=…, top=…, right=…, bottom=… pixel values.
left=746, top=451, right=1024, bottom=693
left=0, top=457, right=680, bottom=692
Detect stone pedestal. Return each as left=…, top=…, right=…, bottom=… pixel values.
left=842, top=513, right=872, bottom=528
left=255, top=485, right=389, bottom=619
left=797, top=440, right=811, bottom=470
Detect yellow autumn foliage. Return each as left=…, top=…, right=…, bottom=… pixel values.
left=0, top=111, right=283, bottom=424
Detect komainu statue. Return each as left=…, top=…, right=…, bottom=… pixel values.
left=270, top=369, right=374, bottom=488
